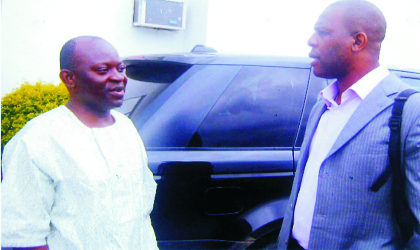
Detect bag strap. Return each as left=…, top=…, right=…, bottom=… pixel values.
left=370, top=88, right=418, bottom=244
left=370, top=88, right=419, bottom=192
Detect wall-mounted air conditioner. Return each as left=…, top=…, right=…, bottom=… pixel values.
left=133, top=0, right=186, bottom=31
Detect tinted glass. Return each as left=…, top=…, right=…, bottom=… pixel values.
left=193, top=66, right=309, bottom=148
left=135, top=65, right=243, bottom=147
left=114, top=62, right=191, bottom=115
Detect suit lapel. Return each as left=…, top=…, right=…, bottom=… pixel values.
left=325, top=73, right=402, bottom=160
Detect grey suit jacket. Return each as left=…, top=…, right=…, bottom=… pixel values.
left=278, top=73, right=420, bottom=249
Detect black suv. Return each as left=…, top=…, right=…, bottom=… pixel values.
left=116, top=46, right=420, bottom=249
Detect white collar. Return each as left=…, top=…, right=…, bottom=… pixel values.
left=350, top=64, right=390, bottom=100
left=320, top=65, right=390, bottom=107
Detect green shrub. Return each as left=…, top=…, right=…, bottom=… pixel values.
left=1, top=81, right=69, bottom=152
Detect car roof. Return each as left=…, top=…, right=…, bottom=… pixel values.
left=124, top=53, right=313, bottom=68
left=386, top=65, right=420, bottom=74
left=123, top=46, right=420, bottom=74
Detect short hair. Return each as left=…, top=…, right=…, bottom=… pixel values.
left=330, top=0, right=387, bottom=43
left=59, top=36, right=106, bottom=70
left=59, top=38, right=77, bottom=70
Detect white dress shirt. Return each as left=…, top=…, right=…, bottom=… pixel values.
left=292, top=65, right=390, bottom=249
left=2, top=106, right=159, bottom=250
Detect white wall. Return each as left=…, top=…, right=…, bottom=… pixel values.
left=1, top=0, right=209, bottom=95
left=206, top=0, right=420, bottom=71
left=3, top=0, right=418, bottom=96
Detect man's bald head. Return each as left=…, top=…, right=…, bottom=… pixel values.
left=328, top=0, right=386, bottom=50
left=59, top=36, right=111, bottom=70
left=59, top=36, right=127, bottom=115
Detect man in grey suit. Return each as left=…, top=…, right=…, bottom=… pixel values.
left=278, top=0, right=420, bottom=249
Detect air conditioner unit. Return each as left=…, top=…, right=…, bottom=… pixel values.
left=133, top=0, right=186, bottom=31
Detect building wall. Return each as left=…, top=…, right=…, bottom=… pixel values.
left=206, top=0, right=420, bottom=71
left=1, top=0, right=209, bottom=95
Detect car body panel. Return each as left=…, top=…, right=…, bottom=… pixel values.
left=117, top=51, right=420, bottom=249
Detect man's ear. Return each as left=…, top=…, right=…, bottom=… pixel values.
left=60, top=69, right=75, bottom=89
left=351, top=32, right=368, bottom=52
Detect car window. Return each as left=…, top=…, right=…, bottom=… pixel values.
left=114, top=62, right=191, bottom=115
left=134, top=64, right=243, bottom=147
left=191, top=66, right=310, bottom=148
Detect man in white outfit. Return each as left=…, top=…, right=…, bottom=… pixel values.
left=1, top=36, right=159, bottom=250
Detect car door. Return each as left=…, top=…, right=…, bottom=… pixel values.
left=130, top=63, right=312, bottom=248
